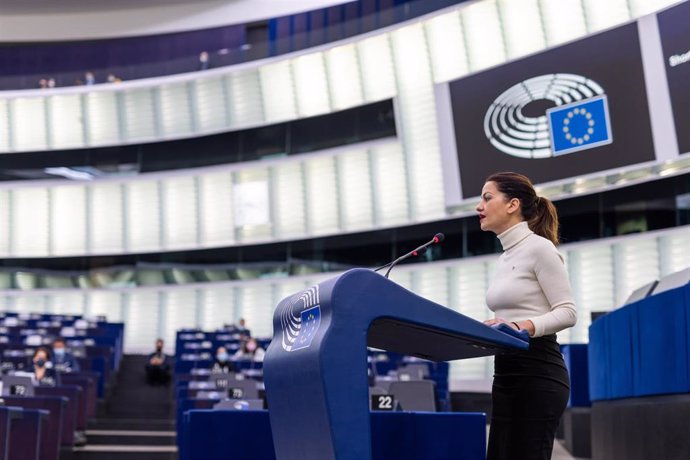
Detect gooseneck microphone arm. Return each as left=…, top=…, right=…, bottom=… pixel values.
left=372, top=233, right=445, bottom=279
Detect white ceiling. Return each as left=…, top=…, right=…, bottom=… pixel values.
left=0, top=0, right=352, bottom=41
left=0, top=0, right=274, bottom=14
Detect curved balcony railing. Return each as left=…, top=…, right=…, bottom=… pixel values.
left=0, top=0, right=466, bottom=91
left=0, top=0, right=671, bottom=154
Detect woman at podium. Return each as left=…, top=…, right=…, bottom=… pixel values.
left=476, top=172, right=577, bottom=460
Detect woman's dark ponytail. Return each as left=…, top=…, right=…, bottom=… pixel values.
left=528, top=196, right=559, bottom=246
left=486, top=172, right=560, bottom=246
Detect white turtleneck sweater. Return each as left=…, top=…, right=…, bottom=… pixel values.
left=486, top=221, right=577, bottom=338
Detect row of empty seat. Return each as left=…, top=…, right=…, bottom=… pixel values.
left=589, top=267, right=690, bottom=400
left=0, top=313, right=124, bottom=460
left=175, top=327, right=453, bottom=457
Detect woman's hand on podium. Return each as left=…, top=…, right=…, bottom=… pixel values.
left=484, top=317, right=517, bottom=329
left=484, top=318, right=535, bottom=336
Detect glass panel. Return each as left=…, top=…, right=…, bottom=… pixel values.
left=90, top=183, right=124, bottom=254
left=236, top=284, right=274, bottom=338
left=14, top=295, right=48, bottom=314
left=567, top=245, right=615, bottom=342
left=195, top=77, right=228, bottom=132
left=88, top=291, right=124, bottom=321
left=234, top=169, right=272, bottom=241
left=391, top=23, right=445, bottom=220
left=12, top=188, right=49, bottom=256
left=273, top=162, right=306, bottom=238
left=199, top=172, right=235, bottom=246
left=338, top=149, right=374, bottom=231
left=123, top=88, right=156, bottom=141
left=227, top=70, right=264, bottom=126
left=162, top=290, right=199, bottom=346
left=162, top=176, right=198, bottom=249
left=371, top=143, right=409, bottom=225
left=0, top=99, right=10, bottom=151
left=613, top=238, right=660, bottom=306
left=461, top=0, right=506, bottom=72
left=51, top=293, right=86, bottom=315
left=413, top=266, right=449, bottom=306
left=49, top=94, right=84, bottom=149
left=539, top=0, right=588, bottom=46
left=51, top=185, right=87, bottom=256
left=12, top=97, right=48, bottom=151
left=159, top=83, right=193, bottom=136
left=659, top=231, right=690, bottom=275
left=357, top=34, right=397, bottom=101
left=126, top=180, right=161, bottom=252
left=628, top=0, right=680, bottom=16
left=425, top=11, right=469, bottom=83
left=498, top=0, right=546, bottom=59
left=292, top=52, right=331, bottom=118
left=125, top=291, right=161, bottom=353
left=0, top=190, right=10, bottom=257
left=305, top=156, right=339, bottom=235
left=582, top=0, right=631, bottom=33
left=259, top=61, right=297, bottom=123
left=85, top=91, right=120, bottom=146
left=325, top=44, right=365, bottom=110
left=200, top=286, right=235, bottom=331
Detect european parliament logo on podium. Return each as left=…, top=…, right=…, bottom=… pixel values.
left=291, top=305, right=321, bottom=351
left=547, top=95, right=613, bottom=156
left=279, top=285, right=322, bottom=352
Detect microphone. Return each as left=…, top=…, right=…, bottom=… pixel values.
left=373, top=233, right=445, bottom=279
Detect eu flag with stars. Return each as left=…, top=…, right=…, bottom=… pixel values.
left=291, top=305, right=321, bottom=351
left=547, top=95, right=612, bottom=156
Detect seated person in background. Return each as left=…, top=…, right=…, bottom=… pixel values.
left=210, top=346, right=236, bottom=374
left=235, top=317, right=251, bottom=340
left=232, top=338, right=265, bottom=363
left=52, top=338, right=80, bottom=372
left=145, top=338, right=170, bottom=386
left=29, top=347, right=57, bottom=386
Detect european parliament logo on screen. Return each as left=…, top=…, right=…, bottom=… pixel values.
left=483, top=73, right=612, bottom=159
left=547, top=95, right=612, bottom=156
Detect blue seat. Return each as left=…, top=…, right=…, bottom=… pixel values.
left=180, top=409, right=486, bottom=460
left=9, top=408, right=48, bottom=460
left=0, top=406, right=22, bottom=460
left=588, top=282, right=690, bottom=401
left=2, top=396, right=66, bottom=460
left=35, top=385, right=84, bottom=445
left=588, top=317, right=610, bottom=401
left=607, top=306, right=637, bottom=399
left=633, top=285, right=689, bottom=396
left=561, top=344, right=590, bottom=407
left=175, top=397, right=219, bottom=446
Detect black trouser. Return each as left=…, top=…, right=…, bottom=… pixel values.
left=487, top=334, right=570, bottom=460
left=146, top=364, right=170, bottom=385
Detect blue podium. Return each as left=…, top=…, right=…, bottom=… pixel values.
left=263, top=268, right=529, bottom=460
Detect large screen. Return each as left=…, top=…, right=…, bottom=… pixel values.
left=658, top=0, right=690, bottom=155
left=447, top=22, right=656, bottom=198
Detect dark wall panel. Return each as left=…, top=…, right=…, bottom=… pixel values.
left=448, top=23, right=655, bottom=198
left=658, top=0, right=690, bottom=155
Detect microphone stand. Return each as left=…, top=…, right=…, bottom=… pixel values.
left=373, top=234, right=444, bottom=279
